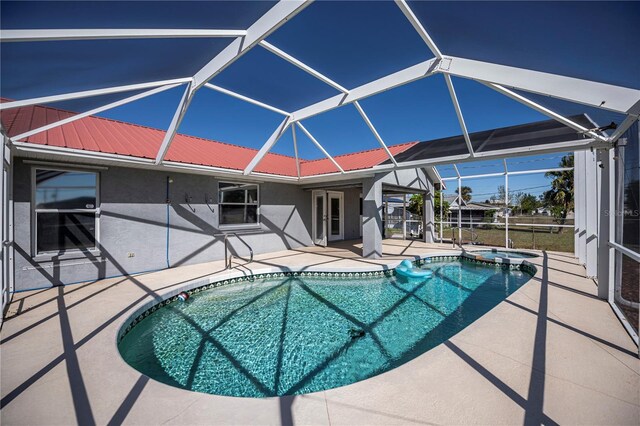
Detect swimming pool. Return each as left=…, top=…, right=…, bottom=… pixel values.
left=118, top=258, right=533, bottom=398
left=470, top=250, right=538, bottom=260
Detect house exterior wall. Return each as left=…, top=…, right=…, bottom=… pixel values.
left=12, top=158, right=313, bottom=291
left=447, top=209, right=489, bottom=226
left=342, top=187, right=362, bottom=241
left=362, top=168, right=434, bottom=257
left=377, top=168, right=431, bottom=192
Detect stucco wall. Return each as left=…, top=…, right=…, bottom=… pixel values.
left=377, top=167, right=431, bottom=191
left=342, top=187, right=362, bottom=241
left=12, top=159, right=313, bottom=291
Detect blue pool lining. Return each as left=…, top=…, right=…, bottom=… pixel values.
left=115, top=254, right=538, bottom=344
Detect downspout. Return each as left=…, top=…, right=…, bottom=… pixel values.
left=166, top=176, right=172, bottom=268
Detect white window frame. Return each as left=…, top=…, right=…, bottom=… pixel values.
left=31, top=166, right=100, bottom=257
left=218, top=181, right=260, bottom=229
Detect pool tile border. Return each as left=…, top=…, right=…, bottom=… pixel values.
left=117, top=254, right=537, bottom=343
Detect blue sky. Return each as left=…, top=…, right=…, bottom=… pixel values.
left=1, top=1, right=637, bottom=195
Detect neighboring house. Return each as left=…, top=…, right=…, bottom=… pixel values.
left=445, top=195, right=496, bottom=226
left=1, top=101, right=437, bottom=291
left=383, top=196, right=423, bottom=238
left=535, top=207, right=551, bottom=216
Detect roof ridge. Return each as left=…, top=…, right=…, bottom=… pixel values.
left=300, top=141, right=418, bottom=164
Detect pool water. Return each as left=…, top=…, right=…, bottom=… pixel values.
left=472, top=250, right=537, bottom=260
left=118, top=259, right=532, bottom=398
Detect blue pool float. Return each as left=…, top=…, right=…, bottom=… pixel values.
left=395, top=259, right=433, bottom=279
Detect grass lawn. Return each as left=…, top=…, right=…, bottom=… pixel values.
left=438, top=225, right=574, bottom=253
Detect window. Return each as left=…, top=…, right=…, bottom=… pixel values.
left=218, top=182, right=259, bottom=226
left=33, top=168, right=98, bottom=254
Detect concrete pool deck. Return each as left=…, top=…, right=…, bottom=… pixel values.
left=1, top=240, right=638, bottom=425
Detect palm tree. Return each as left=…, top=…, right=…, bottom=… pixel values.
left=408, top=191, right=449, bottom=220
left=455, top=185, right=473, bottom=203
left=543, top=154, right=574, bottom=231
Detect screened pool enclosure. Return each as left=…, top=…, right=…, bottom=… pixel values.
left=1, top=1, right=638, bottom=341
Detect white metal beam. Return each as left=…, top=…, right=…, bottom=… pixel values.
left=0, top=29, right=247, bottom=42
left=291, top=124, right=301, bottom=178
left=154, top=1, right=310, bottom=167
left=291, top=57, right=440, bottom=122
left=192, top=1, right=311, bottom=89
left=486, top=83, right=608, bottom=142
left=609, top=115, right=638, bottom=142
left=155, top=82, right=195, bottom=164
left=0, top=77, right=192, bottom=110
left=394, top=0, right=443, bottom=59
left=505, top=167, right=509, bottom=248
left=585, top=149, right=598, bottom=277
left=509, top=167, right=572, bottom=176
left=204, top=83, right=289, bottom=116
left=452, top=164, right=461, bottom=178
left=296, top=123, right=345, bottom=173
left=440, top=56, right=640, bottom=115
left=439, top=166, right=573, bottom=181
left=353, top=101, right=398, bottom=166
left=444, top=75, right=474, bottom=156
left=243, top=116, right=291, bottom=175
left=259, top=40, right=349, bottom=93
left=12, top=83, right=184, bottom=141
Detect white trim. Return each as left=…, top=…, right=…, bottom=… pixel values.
left=218, top=181, right=260, bottom=227
left=22, top=160, right=108, bottom=170
left=11, top=134, right=600, bottom=185
left=312, top=190, right=327, bottom=246
left=13, top=141, right=156, bottom=165
left=0, top=29, right=247, bottom=42
left=0, top=78, right=192, bottom=110
left=12, top=142, right=299, bottom=183
left=31, top=165, right=100, bottom=257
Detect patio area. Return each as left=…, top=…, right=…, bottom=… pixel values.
left=1, top=240, right=637, bottom=425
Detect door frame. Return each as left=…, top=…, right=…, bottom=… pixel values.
left=311, top=190, right=327, bottom=246
left=327, top=191, right=344, bottom=242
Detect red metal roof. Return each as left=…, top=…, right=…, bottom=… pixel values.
left=300, top=142, right=417, bottom=176
left=1, top=101, right=417, bottom=178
